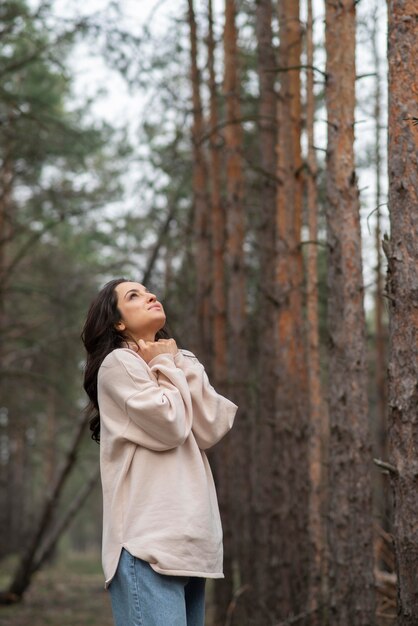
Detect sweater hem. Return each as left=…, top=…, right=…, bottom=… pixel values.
left=103, top=544, right=224, bottom=589
left=149, top=563, right=224, bottom=578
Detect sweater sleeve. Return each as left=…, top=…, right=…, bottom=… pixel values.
left=173, top=349, right=238, bottom=450
left=99, top=350, right=194, bottom=451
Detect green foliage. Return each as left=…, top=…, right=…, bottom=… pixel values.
left=0, top=0, right=132, bottom=560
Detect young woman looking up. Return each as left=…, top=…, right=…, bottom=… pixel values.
left=81, top=278, right=238, bottom=626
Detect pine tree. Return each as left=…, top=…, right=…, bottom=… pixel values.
left=386, top=0, right=418, bottom=622
left=325, top=0, right=375, bottom=622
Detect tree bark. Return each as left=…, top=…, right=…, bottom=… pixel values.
left=208, top=0, right=227, bottom=388
left=386, top=0, right=418, bottom=623
left=268, top=0, right=310, bottom=619
left=221, top=0, right=251, bottom=622
left=207, top=2, right=233, bottom=623
left=306, top=0, right=327, bottom=621
left=325, top=1, right=375, bottom=623
left=253, top=0, right=279, bottom=620
left=187, top=0, right=211, bottom=359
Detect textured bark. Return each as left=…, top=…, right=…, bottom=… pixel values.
left=222, top=0, right=251, bottom=621
left=386, top=0, right=418, bottom=623
left=325, top=1, right=375, bottom=623
left=207, top=2, right=233, bottom=623
left=306, top=0, right=327, bottom=621
left=252, top=0, right=279, bottom=620
left=187, top=0, right=211, bottom=358
left=269, top=0, right=310, bottom=619
left=208, top=0, right=227, bottom=388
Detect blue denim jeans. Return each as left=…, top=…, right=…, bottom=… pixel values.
left=109, top=548, right=206, bottom=626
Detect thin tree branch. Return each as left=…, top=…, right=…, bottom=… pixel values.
left=3, top=414, right=90, bottom=601
left=373, top=458, right=398, bottom=476
left=268, top=64, right=327, bottom=78
left=356, top=72, right=377, bottom=80
left=32, top=468, right=100, bottom=573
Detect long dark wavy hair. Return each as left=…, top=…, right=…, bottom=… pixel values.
left=81, top=277, right=170, bottom=443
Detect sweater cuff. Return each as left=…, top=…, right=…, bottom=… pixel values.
left=147, top=352, right=178, bottom=370
left=173, top=351, right=185, bottom=367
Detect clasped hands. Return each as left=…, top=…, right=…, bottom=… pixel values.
left=129, top=338, right=178, bottom=364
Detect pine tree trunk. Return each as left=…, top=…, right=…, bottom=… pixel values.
left=265, top=0, right=310, bottom=619
left=386, top=0, right=418, bottom=623
left=253, top=0, right=279, bottom=621
left=0, top=150, right=13, bottom=346
left=306, top=0, right=327, bottom=621
left=221, top=0, right=251, bottom=622
left=207, top=2, right=234, bottom=623
left=325, top=1, right=375, bottom=623
left=0, top=151, right=13, bottom=558
left=187, top=0, right=211, bottom=359
left=208, top=0, right=227, bottom=388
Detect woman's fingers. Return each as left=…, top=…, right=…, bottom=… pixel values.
left=135, top=338, right=177, bottom=363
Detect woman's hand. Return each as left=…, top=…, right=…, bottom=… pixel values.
left=137, top=338, right=178, bottom=364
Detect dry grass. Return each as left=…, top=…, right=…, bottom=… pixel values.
left=0, top=552, right=113, bottom=626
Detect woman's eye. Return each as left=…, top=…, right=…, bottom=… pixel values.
left=129, top=293, right=138, bottom=299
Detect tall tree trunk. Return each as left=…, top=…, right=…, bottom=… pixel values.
left=0, top=150, right=13, bottom=351
left=0, top=151, right=13, bottom=558
left=187, top=0, right=211, bottom=359
left=267, top=0, right=310, bottom=619
left=207, top=2, right=233, bottom=623
left=386, top=0, right=418, bottom=623
left=221, top=0, right=251, bottom=622
left=0, top=151, right=13, bottom=289
left=252, top=0, right=279, bottom=621
left=325, top=1, right=375, bottom=623
left=306, top=0, right=327, bottom=621
left=208, top=0, right=227, bottom=388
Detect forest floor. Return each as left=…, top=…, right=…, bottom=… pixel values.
left=0, top=551, right=217, bottom=626
left=0, top=551, right=395, bottom=626
left=0, top=552, right=113, bottom=626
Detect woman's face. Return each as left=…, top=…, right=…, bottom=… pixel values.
left=114, top=281, right=166, bottom=341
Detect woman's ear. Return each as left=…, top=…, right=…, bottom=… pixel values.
left=115, top=321, right=126, bottom=332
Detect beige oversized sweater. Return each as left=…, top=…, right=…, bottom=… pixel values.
left=97, top=347, right=238, bottom=588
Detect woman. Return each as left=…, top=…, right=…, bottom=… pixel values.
left=81, top=278, right=238, bottom=626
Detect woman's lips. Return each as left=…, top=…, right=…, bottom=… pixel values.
left=149, top=304, right=162, bottom=310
